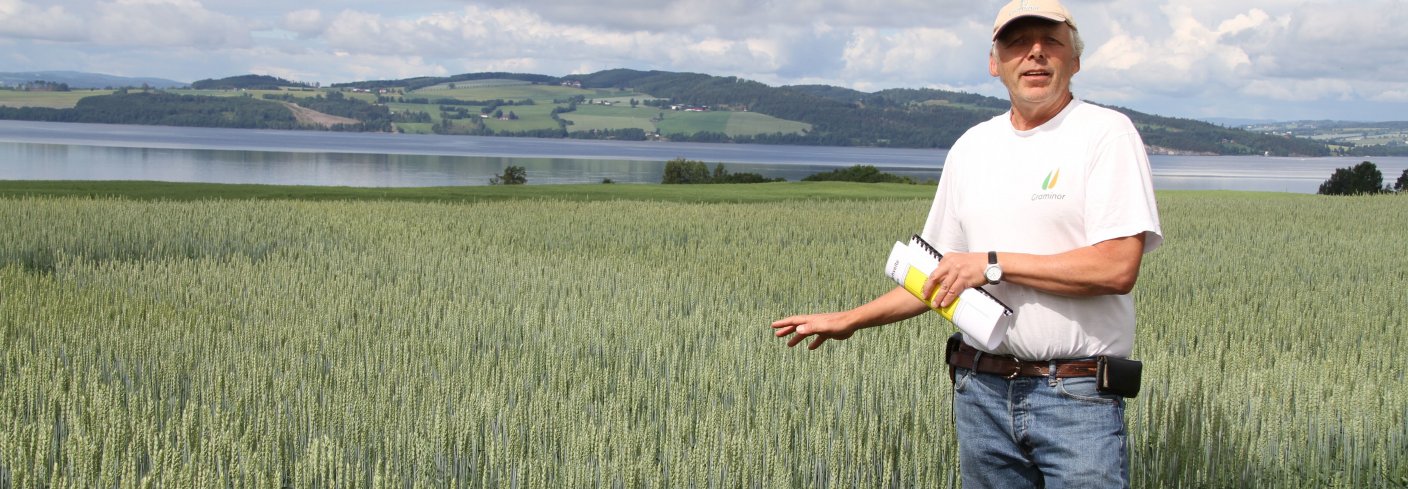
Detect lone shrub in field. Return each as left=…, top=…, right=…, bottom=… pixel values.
left=803, top=164, right=917, bottom=184
left=662, top=158, right=780, bottom=184
left=1318, top=160, right=1384, bottom=195
left=490, top=165, right=527, bottom=185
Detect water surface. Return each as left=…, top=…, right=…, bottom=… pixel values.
left=2, top=121, right=1404, bottom=193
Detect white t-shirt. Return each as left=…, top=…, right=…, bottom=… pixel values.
left=921, top=99, right=1163, bottom=360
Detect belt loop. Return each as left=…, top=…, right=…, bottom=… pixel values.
left=1047, top=360, right=1058, bottom=386
left=970, top=350, right=983, bottom=374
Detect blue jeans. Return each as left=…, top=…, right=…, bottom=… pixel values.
left=952, top=366, right=1130, bottom=488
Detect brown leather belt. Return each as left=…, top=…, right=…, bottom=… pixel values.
left=946, top=341, right=1099, bottom=379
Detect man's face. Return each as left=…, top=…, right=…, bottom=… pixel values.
left=989, top=18, right=1080, bottom=110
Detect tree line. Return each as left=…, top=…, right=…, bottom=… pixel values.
left=0, top=90, right=404, bottom=132
left=192, top=74, right=310, bottom=90
left=1318, top=161, right=1408, bottom=195
left=2, top=80, right=71, bottom=92
left=262, top=92, right=392, bottom=131
left=659, top=158, right=782, bottom=184
left=0, top=92, right=300, bottom=129
left=497, top=160, right=923, bottom=185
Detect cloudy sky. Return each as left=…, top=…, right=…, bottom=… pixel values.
left=2, top=0, right=1405, bottom=122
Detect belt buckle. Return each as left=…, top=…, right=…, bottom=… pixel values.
left=1004, top=355, right=1022, bottom=379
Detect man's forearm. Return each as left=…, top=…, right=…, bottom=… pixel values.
left=1001, top=234, right=1146, bottom=296
left=844, top=286, right=932, bottom=330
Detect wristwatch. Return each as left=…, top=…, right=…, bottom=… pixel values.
left=984, top=251, right=1003, bottom=285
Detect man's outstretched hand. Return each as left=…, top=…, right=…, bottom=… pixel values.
left=770, top=312, right=856, bottom=350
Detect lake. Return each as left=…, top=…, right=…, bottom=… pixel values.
left=2, top=120, right=1405, bottom=193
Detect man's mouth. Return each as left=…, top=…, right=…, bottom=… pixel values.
left=1021, top=70, right=1052, bottom=78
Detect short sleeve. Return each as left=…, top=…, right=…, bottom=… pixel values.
left=1083, top=128, right=1163, bottom=253
left=921, top=150, right=969, bottom=255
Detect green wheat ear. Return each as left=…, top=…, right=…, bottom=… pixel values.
left=1042, top=170, right=1054, bottom=190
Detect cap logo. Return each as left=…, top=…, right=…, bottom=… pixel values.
left=1017, top=0, right=1039, bottom=12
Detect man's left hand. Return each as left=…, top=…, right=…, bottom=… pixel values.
left=921, top=252, right=988, bottom=308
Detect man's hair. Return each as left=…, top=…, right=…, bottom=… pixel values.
left=990, top=21, right=1084, bottom=59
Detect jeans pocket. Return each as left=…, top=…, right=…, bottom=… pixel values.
left=1056, top=376, right=1122, bottom=405
left=953, top=367, right=975, bottom=393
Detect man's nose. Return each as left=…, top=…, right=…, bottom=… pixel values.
left=1028, top=41, right=1046, bottom=59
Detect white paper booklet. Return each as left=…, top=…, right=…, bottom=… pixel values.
left=884, top=235, right=1013, bottom=350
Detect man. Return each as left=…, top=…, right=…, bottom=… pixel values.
left=770, top=0, right=1163, bottom=487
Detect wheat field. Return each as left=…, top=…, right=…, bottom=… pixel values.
left=0, top=191, right=1404, bottom=487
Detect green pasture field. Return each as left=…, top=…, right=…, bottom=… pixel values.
left=0, top=183, right=1404, bottom=487
left=480, top=104, right=562, bottom=132
left=385, top=102, right=439, bottom=135
left=724, top=111, right=812, bottom=136
left=561, top=105, right=811, bottom=136
left=385, top=102, right=444, bottom=124
left=591, top=96, right=665, bottom=105
left=655, top=110, right=809, bottom=137
left=422, top=79, right=533, bottom=89
left=0, top=89, right=112, bottom=108
left=656, top=110, right=732, bottom=134
left=410, top=83, right=626, bottom=103
left=559, top=104, right=657, bottom=133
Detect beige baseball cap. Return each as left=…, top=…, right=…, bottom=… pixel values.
left=992, top=0, right=1078, bottom=40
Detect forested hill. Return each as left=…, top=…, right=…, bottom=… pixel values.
left=1102, top=104, right=1331, bottom=156
left=192, top=75, right=310, bottom=90
left=1, top=68, right=1334, bottom=156
left=193, top=68, right=1331, bottom=155
left=570, top=69, right=992, bottom=148
left=559, top=69, right=1330, bottom=156
left=331, top=72, right=558, bottom=92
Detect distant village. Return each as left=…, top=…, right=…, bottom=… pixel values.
left=560, top=80, right=722, bottom=112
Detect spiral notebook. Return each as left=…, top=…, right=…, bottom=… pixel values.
left=884, top=234, right=1013, bottom=350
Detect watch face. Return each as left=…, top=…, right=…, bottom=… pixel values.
left=985, top=266, right=1001, bottom=282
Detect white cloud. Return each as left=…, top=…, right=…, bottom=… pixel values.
left=2, top=0, right=1406, bottom=120
left=839, top=25, right=971, bottom=90
left=0, top=0, right=86, bottom=41
left=1241, top=78, right=1356, bottom=102
left=247, top=51, right=447, bottom=83
left=0, top=0, right=250, bottom=47
left=282, top=9, right=326, bottom=38
left=1082, top=5, right=1262, bottom=98
left=1372, top=89, right=1408, bottom=104
left=455, top=0, right=978, bottom=34
left=311, top=5, right=790, bottom=78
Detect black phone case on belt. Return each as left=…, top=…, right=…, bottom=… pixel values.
left=1096, top=356, right=1142, bottom=398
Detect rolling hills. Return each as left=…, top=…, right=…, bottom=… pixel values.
left=0, top=69, right=1367, bottom=156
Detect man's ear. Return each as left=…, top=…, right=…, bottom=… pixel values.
left=989, top=53, right=1000, bottom=77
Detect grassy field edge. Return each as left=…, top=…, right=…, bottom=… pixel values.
left=0, top=180, right=1302, bottom=204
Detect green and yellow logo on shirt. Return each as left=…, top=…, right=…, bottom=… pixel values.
left=1032, top=168, right=1067, bottom=201
left=1041, top=169, right=1061, bottom=190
